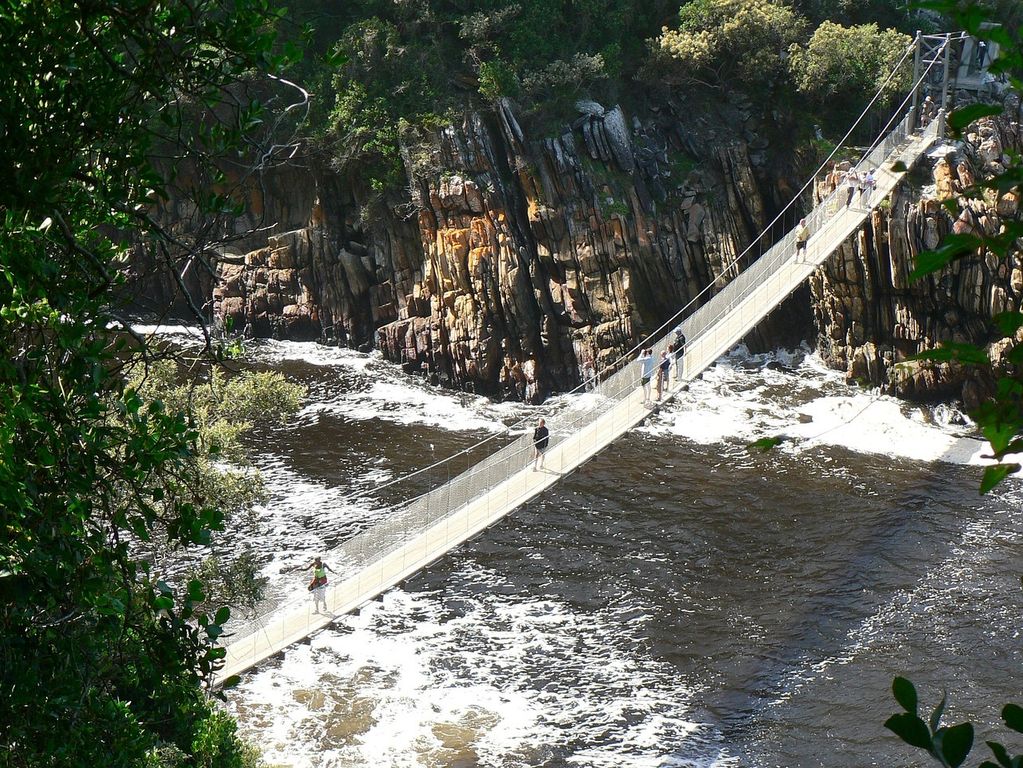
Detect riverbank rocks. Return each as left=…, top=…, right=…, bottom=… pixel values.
left=212, top=229, right=321, bottom=340
left=809, top=97, right=1022, bottom=404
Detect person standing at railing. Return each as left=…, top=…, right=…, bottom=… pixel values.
left=673, top=327, right=686, bottom=380
left=794, top=218, right=810, bottom=260
left=532, top=418, right=549, bottom=470
left=281, top=556, right=333, bottom=614
left=656, top=349, right=670, bottom=401
left=920, top=96, right=937, bottom=128
left=844, top=169, right=858, bottom=208
left=638, top=348, right=654, bottom=403
left=859, top=169, right=876, bottom=204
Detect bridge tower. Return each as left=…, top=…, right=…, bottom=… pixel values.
left=911, top=32, right=955, bottom=132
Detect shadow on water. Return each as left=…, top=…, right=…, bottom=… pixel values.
left=442, top=430, right=1016, bottom=766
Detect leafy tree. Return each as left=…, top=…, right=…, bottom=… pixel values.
left=656, top=0, right=809, bottom=88
left=788, top=21, right=912, bottom=110
left=188, top=551, right=270, bottom=619
left=312, top=0, right=677, bottom=186
left=0, top=0, right=299, bottom=764
left=128, top=361, right=305, bottom=610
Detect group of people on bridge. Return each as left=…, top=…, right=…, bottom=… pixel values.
left=794, top=160, right=880, bottom=263
left=840, top=167, right=877, bottom=209
left=636, top=325, right=687, bottom=404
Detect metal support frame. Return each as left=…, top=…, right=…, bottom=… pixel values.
left=911, top=30, right=922, bottom=130
left=913, top=32, right=961, bottom=137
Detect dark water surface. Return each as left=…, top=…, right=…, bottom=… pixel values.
left=217, top=338, right=1022, bottom=768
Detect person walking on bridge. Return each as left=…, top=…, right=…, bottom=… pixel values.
left=859, top=169, right=876, bottom=205
left=532, top=417, right=549, bottom=470
left=795, top=218, right=810, bottom=260
left=283, top=556, right=333, bottom=614
left=844, top=169, right=858, bottom=208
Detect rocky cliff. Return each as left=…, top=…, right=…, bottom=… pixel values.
left=201, top=96, right=809, bottom=400
left=148, top=85, right=1021, bottom=408
left=810, top=93, right=1022, bottom=407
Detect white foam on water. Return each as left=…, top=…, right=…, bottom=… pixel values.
left=130, top=322, right=212, bottom=348
left=131, top=322, right=205, bottom=336
left=245, top=340, right=536, bottom=435
left=249, top=339, right=377, bottom=372
left=320, top=380, right=510, bottom=433
left=225, top=567, right=720, bottom=768
left=645, top=345, right=1019, bottom=474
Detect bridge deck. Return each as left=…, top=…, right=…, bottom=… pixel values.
left=216, top=123, right=939, bottom=685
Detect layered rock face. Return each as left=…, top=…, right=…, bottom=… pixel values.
left=810, top=95, right=1022, bottom=406
left=208, top=98, right=808, bottom=399
left=150, top=88, right=1020, bottom=408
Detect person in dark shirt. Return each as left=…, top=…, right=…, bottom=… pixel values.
left=532, top=417, right=549, bottom=470
left=673, top=327, right=687, bottom=380
left=656, top=349, right=670, bottom=400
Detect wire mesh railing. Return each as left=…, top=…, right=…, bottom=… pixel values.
left=218, top=71, right=945, bottom=679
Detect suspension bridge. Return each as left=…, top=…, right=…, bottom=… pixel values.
left=214, top=32, right=967, bottom=685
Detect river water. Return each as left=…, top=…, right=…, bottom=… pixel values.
left=152, top=328, right=1021, bottom=768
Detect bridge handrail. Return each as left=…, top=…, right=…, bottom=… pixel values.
left=222, top=122, right=939, bottom=658
left=220, top=43, right=951, bottom=655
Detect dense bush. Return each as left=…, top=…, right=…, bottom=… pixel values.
left=306, top=0, right=677, bottom=184
left=0, top=0, right=297, bottom=764
left=657, top=0, right=808, bottom=88
left=788, top=22, right=912, bottom=110
left=798, top=0, right=914, bottom=28
left=298, top=0, right=926, bottom=191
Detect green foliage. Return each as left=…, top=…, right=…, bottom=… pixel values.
left=909, top=342, right=992, bottom=366
left=327, top=15, right=449, bottom=185
left=657, top=0, right=808, bottom=88
left=294, top=0, right=925, bottom=190
left=478, top=59, right=519, bottom=101
left=520, top=53, right=610, bottom=101
left=910, top=233, right=985, bottom=279
left=906, top=6, right=1023, bottom=495
left=887, top=677, right=1023, bottom=768
left=602, top=199, right=632, bottom=217
left=0, top=0, right=291, bottom=764
left=308, top=0, right=676, bottom=183
left=190, top=708, right=265, bottom=768
left=748, top=436, right=786, bottom=451
left=128, top=362, right=305, bottom=518
left=788, top=22, right=912, bottom=107
left=948, top=104, right=1006, bottom=135
left=189, top=550, right=270, bottom=618
left=668, top=152, right=699, bottom=180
